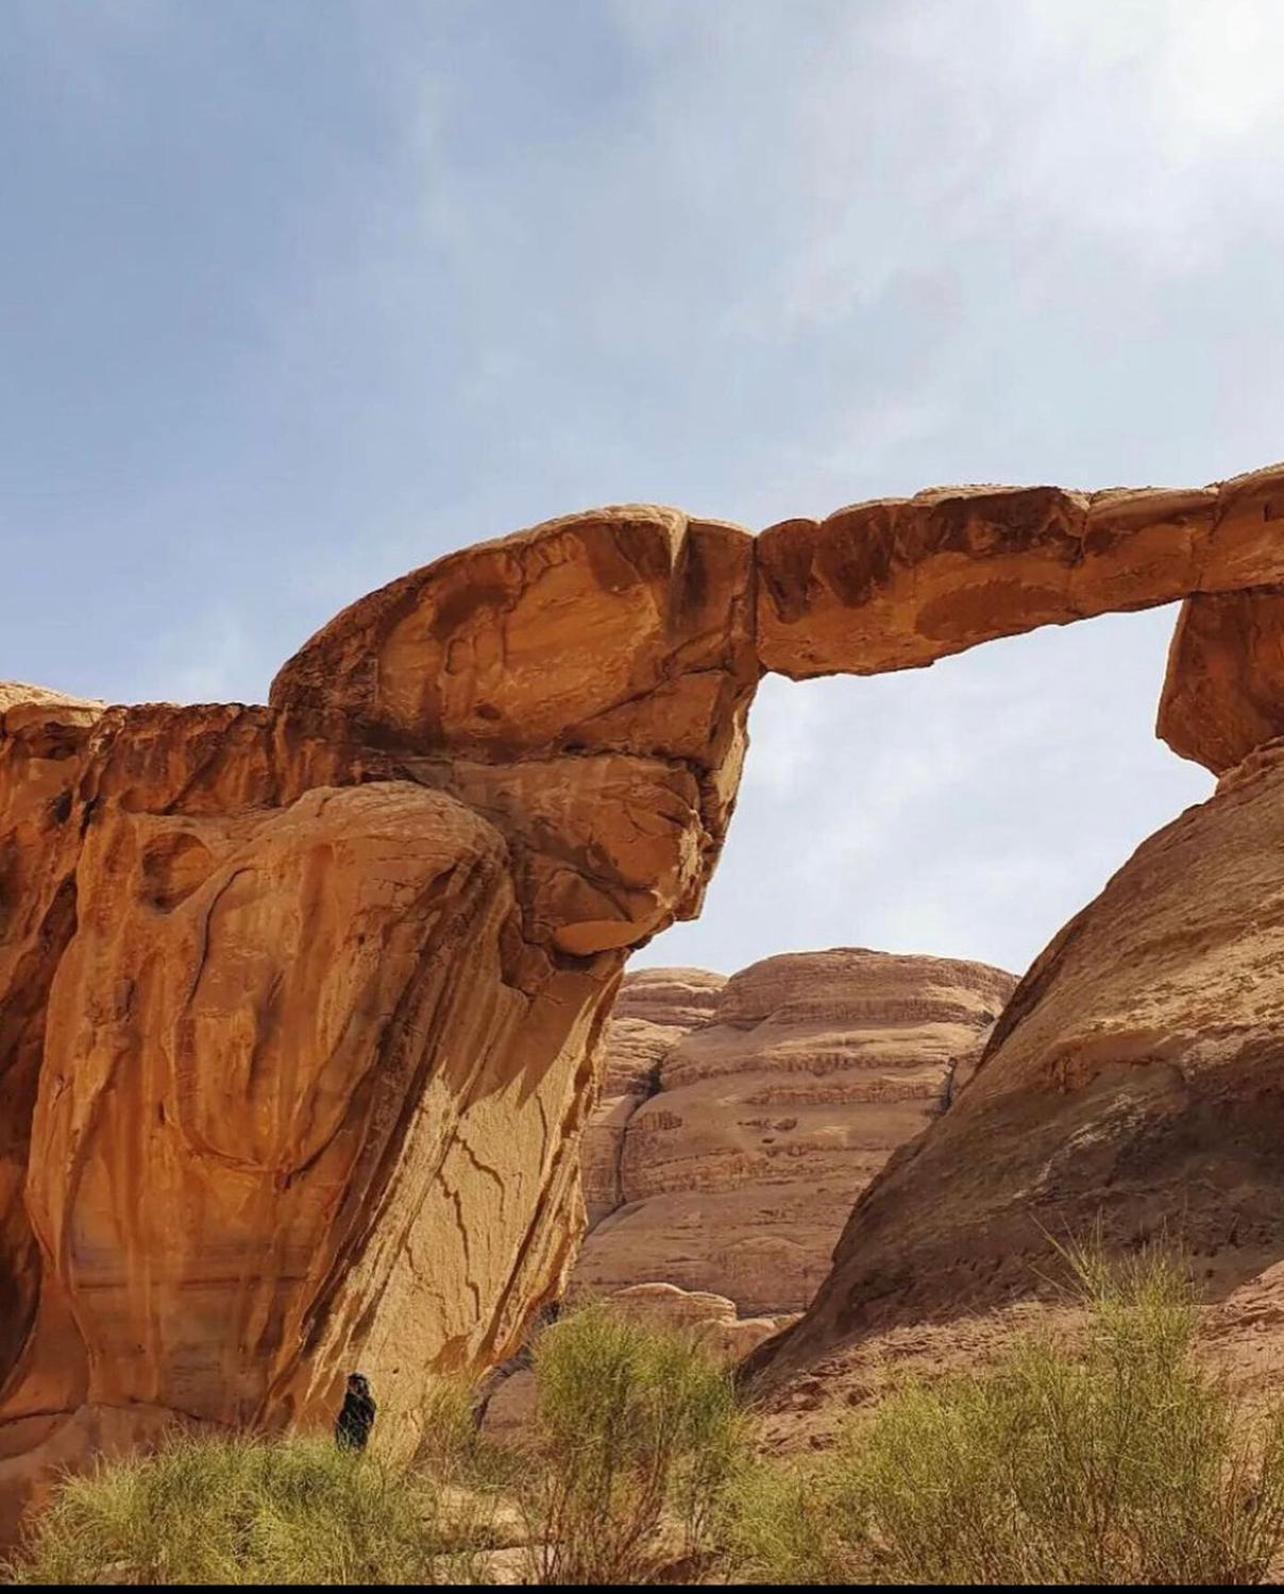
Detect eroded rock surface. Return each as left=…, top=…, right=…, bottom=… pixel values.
left=0, top=509, right=761, bottom=1539
left=1159, top=588, right=1284, bottom=774
left=270, top=505, right=759, bottom=867
left=574, top=951, right=1014, bottom=1316
left=581, top=968, right=726, bottom=1226
left=0, top=701, right=623, bottom=1524
left=747, top=740, right=1284, bottom=1390
left=759, top=465, right=1284, bottom=679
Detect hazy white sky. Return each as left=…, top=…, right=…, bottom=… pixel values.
left=5, top=0, right=1281, bottom=978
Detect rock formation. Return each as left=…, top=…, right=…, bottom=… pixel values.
left=575, top=952, right=1014, bottom=1316
left=0, top=509, right=759, bottom=1538
left=747, top=739, right=1284, bottom=1389
left=1158, top=588, right=1284, bottom=774
left=757, top=465, right=1284, bottom=681
left=580, top=968, right=726, bottom=1227
left=4, top=460, right=1284, bottom=1536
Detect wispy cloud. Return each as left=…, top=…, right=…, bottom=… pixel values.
left=2, top=1, right=1268, bottom=977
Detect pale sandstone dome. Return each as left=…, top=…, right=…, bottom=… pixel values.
left=748, top=737, right=1284, bottom=1391
left=5, top=458, right=1284, bottom=1539
left=574, top=950, right=1015, bottom=1317
left=608, top=965, right=727, bottom=1034
left=581, top=968, right=727, bottom=1226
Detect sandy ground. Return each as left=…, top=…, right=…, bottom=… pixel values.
left=751, top=1259, right=1284, bottom=1455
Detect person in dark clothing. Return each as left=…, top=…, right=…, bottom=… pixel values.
left=335, top=1371, right=377, bottom=1452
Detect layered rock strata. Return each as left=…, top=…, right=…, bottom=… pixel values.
left=575, top=951, right=1014, bottom=1317
left=580, top=968, right=726, bottom=1226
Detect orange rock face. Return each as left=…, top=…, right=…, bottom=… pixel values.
left=758, top=465, right=1284, bottom=679
left=747, top=742, right=1284, bottom=1389
left=574, top=952, right=1014, bottom=1316
left=0, top=699, right=626, bottom=1522
left=0, top=508, right=760, bottom=1538
left=269, top=505, right=759, bottom=862
left=1158, top=588, right=1284, bottom=774
left=0, top=688, right=105, bottom=1407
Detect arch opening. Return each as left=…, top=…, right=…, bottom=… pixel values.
left=642, top=602, right=1215, bottom=979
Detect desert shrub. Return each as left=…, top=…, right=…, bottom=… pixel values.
left=416, top=1373, right=516, bottom=1491
left=518, top=1302, right=747, bottom=1585
left=729, top=1244, right=1284, bottom=1585
left=723, top=1454, right=850, bottom=1585
left=4, top=1431, right=491, bottom=1586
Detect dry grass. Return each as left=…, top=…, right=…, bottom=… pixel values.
left=2, top=1431, right=493, bottom=1586
left=728, top=1243, right=1284, bottom=1585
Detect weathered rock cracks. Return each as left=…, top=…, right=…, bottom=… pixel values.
left=3, top=463, right=1284, bottom=1534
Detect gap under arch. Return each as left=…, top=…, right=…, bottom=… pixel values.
left=640, top=602, right=1214, bottom=981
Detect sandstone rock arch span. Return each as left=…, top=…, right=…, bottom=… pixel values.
left=2, top=460, right=1282, bottom=1534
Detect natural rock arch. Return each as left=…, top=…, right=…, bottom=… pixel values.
left=1, top=461, right=1281, bottom=1533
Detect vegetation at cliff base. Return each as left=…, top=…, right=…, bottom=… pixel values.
left=520, top=1300, right=746, bottom=1583
left=8, top=1251, right=1284, bottom=1584
left=728, top=1244, right=1284, bottom=1586
left=3, top=1432, right=489, bottom=1586
left=2, top=1306, right=741, bottom=1587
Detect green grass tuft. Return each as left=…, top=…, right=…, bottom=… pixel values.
left=4, top=1431, right=488, bottom=1586
left=518, top=1301, right=747, bottom=1585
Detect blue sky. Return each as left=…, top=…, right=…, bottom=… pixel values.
left=4, top=0, right=1282, bottom=977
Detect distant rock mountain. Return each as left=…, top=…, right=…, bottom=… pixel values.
left=581, top=968, right=727, bottom=1226
left=573, top=949, right=1016, bottom=1318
